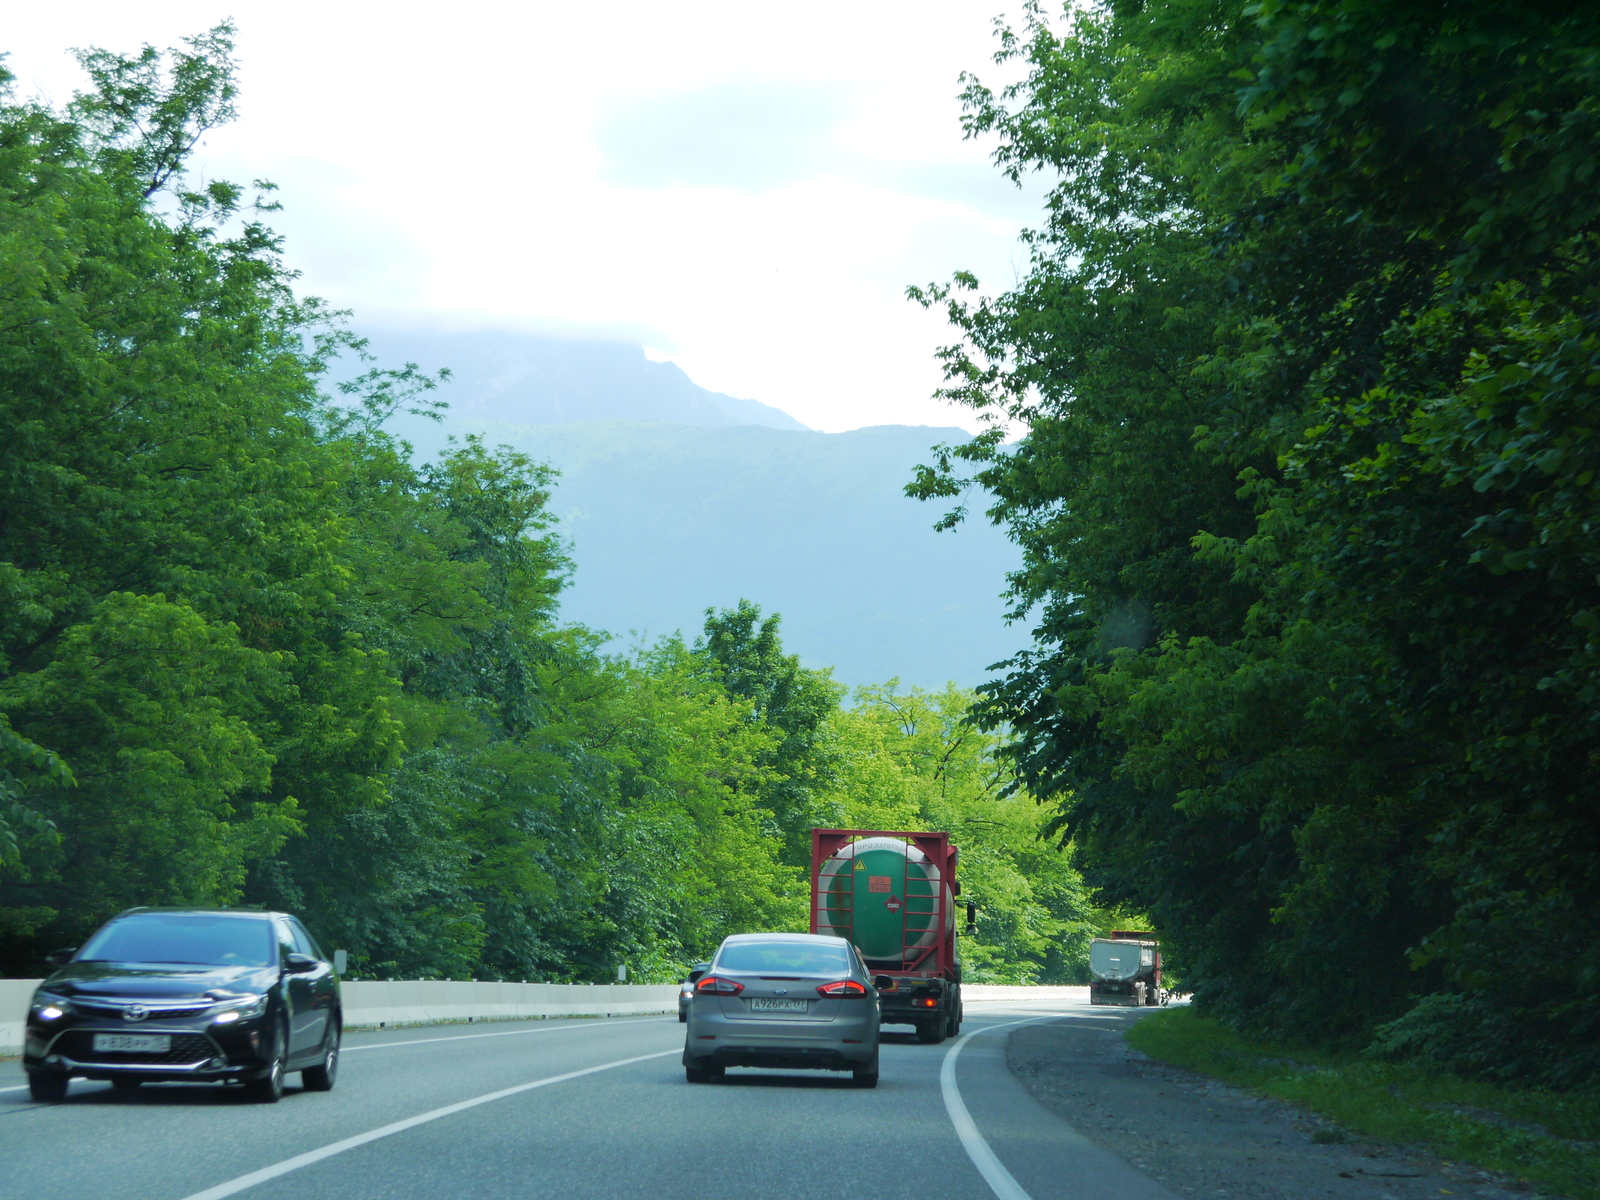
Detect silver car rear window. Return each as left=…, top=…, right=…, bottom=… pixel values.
left=717, top=942, right=850, bottom=974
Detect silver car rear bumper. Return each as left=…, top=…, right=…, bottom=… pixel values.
left=685, top=1001, right=878, bottom=1069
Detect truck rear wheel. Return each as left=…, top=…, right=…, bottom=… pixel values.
left=917, top=1018, right=946, bottom=1044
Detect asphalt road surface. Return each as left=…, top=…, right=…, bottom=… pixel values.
left=0, top=999, right=1175, bottom=1200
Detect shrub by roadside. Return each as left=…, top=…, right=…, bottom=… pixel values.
left=1125, top=1008, right=1599, bottom=1200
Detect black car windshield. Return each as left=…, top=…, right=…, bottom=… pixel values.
left=717, top=942, right=851, bottom=974
left=78, top=915, right=274, bottom=967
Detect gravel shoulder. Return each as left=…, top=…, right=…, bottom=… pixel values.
left=1006, top=1011, right=1537, bottom=1200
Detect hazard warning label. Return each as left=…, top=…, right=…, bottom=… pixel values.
left=868, top=876, right=892, bottom=893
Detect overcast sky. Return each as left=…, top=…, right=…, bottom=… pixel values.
left=5, top=2, right=1045, bottom=432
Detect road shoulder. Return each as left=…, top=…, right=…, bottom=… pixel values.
left=1005, top=1015, right=1531, bottom=1200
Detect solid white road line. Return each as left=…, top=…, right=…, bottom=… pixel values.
left=343, top=1015, right=664, bottom=1052
left=0, top=1084, right=27, bottom=1093
left=941, top=1014, right=1059, bottom=1200
left=174, top=1048, right=679, bottom=1200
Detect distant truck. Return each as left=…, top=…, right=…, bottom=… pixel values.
left=1088, top=931, right=1165, bottom=1006
left=810, top=829, right=965, bottom=1043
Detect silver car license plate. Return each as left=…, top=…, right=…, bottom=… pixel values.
left=92, top=1034, right=171, bottom=1054
left=749, top=999, right=808, bottom=1013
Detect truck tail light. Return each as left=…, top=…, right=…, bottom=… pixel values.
left=695, top=976, right=744, bottom=996
left=816, top=979, right=868, bottom=997
left=914, top=997, right=938, bottom=1008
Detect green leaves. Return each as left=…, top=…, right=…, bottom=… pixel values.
left=827, top=683, right=1100, bottom=984
left=915, top=0, right=1600, bottom=1080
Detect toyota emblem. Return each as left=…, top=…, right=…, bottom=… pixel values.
left=123, top=1003, right=149, bottom=1022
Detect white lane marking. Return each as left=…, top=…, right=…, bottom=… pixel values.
left=174, top=1048, right=679, bottom=1200
left=942, top=1014, right=1060, bottom=1200
left=343, top=1015, right=663, bottom=1052
left=0, top=1018, right=670, bottom=1100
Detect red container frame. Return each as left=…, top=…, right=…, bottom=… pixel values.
left=809, top=828, right=961, bottom=978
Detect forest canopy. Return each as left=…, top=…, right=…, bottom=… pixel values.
left=0, top=28, right=1106, bottom=987
left=911, top=0, right=1600, bottom=1085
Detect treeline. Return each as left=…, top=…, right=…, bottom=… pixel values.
left=0, top=30, right=1107, bottom=986
left=914, top=1, right=1599, bottom=1085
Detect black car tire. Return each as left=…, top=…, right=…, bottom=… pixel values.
left=27, top=1072, right=68, bottom=1102
left=301, top=1020, right=340, bottom=1092
left=678, top=1010, right=688, bottom=1024
left=684, top=1061, right=724, bottom=1083
left=852, top=1054, right=880, bottom=1088
left=111, top=1077, right=143, bottom=1091
left=244, top=1018, right=288, bottom=1103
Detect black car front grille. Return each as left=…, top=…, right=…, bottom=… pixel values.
left=73, top=1001, right=211, bottom=1021
left=56, top=1030, right=216, bottom=1066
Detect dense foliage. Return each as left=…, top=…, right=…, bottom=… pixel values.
left=0, top=30, right=1097, bottom=986
left=827, top=683, right=1121, bottom=983
left=912, top=0, right=1599, bottom=1083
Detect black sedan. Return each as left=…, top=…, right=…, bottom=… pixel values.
left=23, top=907, right=341, bottom=1103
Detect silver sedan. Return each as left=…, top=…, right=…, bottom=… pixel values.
left=682, top=932, right=880, bottom=1087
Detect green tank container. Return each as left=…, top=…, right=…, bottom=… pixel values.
left=816, top=836, right=948, bottom=964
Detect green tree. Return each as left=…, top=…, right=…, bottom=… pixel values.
left=827, top=684, right=1098, bottom=983
left=698, top=600, right=843, bottom=867
left=910, top=0, right=1600, bottom=1082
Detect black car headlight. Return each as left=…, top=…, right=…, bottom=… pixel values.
left=207, top=994, right=269, bottom=1024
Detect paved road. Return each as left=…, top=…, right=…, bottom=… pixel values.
left=0, top=1000, right=1175, bottom=1200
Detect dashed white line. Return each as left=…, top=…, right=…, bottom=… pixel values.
left=0, top=1017, right=670, bottom=1098
left=173, top=1047, right=679, bottom=1200
left=343, top=1015, right=664, bottom=1052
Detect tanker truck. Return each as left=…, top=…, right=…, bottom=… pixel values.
left=810, top=828, right=963, bottom=1044
left=1088, top=931, right=1164, bottom=1006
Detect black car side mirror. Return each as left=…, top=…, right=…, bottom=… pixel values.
left=873, top=975, right=895, bottom=992
left=45, top=947, right=77, bottom=969
left=284, top=952, right=319, bottom=973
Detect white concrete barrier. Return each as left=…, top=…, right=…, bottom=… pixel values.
left=1, top=979, right=1088, bottom=1056
left=339, top=980, right=680, bottom=1028
left=0, top=978, right=681, bottom=1055
left=1, top=979, right=37, bottom=1058
left=962, top=985, right=1089, bottom=1002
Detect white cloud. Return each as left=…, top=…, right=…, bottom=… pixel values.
left=3, top=1, right=1046, bottom=431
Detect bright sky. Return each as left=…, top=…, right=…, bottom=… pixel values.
left=5, top=2, right=1047, bottom=432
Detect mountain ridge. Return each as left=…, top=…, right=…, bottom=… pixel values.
left=364, top=330, right=1022, bottom=689
left=357, top=327, right=809, bottom=430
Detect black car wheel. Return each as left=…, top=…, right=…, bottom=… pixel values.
left=244, top=1018, right=287, bottom=1103
left=684, top=1061, right=724, bottom=1083
left=110, top=1077, right=143, bottom=1091
left=301, top=1020, right=340, bottom=1092
left=27, top=1072, right=69, bottom=1103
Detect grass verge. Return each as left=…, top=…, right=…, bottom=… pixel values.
left=1125, top=1007, right=1599, bottom=1200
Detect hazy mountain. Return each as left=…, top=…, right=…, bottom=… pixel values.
left=356, top=328, right=808, bottom=430
left=370, top=331, right=1024, bottom=690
